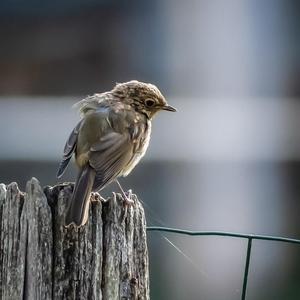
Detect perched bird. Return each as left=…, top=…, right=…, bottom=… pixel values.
left=57, top=80, right=176, bottom=227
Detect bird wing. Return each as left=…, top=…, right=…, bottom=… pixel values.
left=56, top=120, right=82, bottom=178
left=89, top=131, right=134, bottom=191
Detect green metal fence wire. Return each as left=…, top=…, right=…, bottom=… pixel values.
left=147, top=226, right=300, bottom=300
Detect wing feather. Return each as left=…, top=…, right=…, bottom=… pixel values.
left=57, top=120, right=82, bottom=178
left=89, top=132, right=133, bottom=191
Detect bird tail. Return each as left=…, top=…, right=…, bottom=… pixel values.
left=65, top=164, right=96, bottom=227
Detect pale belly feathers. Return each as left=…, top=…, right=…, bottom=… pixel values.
left=121, top=120, right=151, bottom=177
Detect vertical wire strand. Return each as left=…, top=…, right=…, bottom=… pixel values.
left=241, top=238, right=252, bottom=300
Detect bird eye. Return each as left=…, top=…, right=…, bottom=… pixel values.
left=145, top=99, right=155, bottom=107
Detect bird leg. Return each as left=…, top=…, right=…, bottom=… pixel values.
left=115, top=180, right=134, bottom=205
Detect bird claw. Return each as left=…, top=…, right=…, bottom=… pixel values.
left=123, top=189, right=134, bottom=205
left=90, top=192, right=105, bottom=202
left=115, top=180, right=134, bottom=205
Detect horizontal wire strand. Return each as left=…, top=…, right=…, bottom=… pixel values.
left=147, top=226, right=300, bottom=245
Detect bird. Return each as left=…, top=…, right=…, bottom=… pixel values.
left=57, top=80, right=176, bottom=227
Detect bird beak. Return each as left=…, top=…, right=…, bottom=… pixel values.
left=162, top=104, right=177, bottom=112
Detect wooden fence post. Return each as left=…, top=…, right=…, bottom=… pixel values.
left=0, top=178, right=149, bottom=300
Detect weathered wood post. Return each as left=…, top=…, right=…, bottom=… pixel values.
left=0, top=178, right=149, bottom=300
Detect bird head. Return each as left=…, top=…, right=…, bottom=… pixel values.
left=112, top=80, right=176, bottom=119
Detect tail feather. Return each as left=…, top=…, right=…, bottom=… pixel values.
left=65, top=165, right=96, bottom=227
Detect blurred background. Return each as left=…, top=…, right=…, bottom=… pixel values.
left=1, top=0, right=300, bottom=299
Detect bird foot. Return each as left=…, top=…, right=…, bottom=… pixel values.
left=117, top=189, right=134, bottom=223
left=90, top=192, right=106, bottom=202
left=122, top=189, right=134, bottom=205
left=115, top=180, right=134, bottom=205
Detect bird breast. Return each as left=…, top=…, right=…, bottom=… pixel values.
left=121, top=120, right=152, bottom=177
